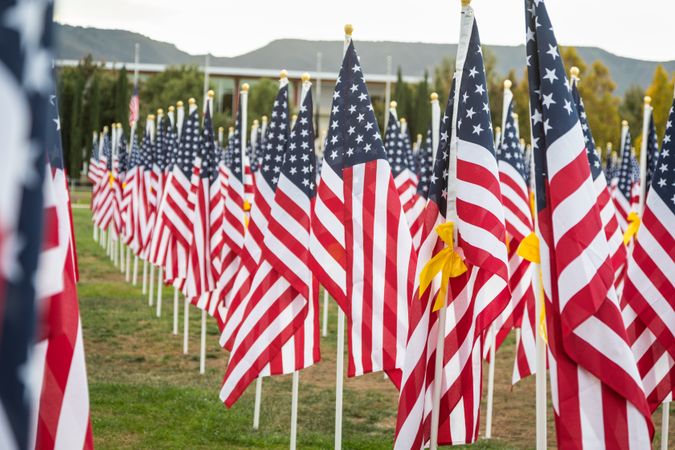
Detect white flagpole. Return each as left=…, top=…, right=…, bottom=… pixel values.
left=384, top=55, right=392, bottom=130
left=485, top=79, right=514, bottom=440
left=322, top=289, right=329, bottom=337
left=148, top=264, right=155, bottom=306
left=661, top=401, right=670, bottom=450
left=334, top=24, right=352, bottom=450
left=132, top=253, right=139, bottom=285
left=290, top=371, right=300, bottom=450
left=638, top=96, right=652, bottom=214
left=142, top=259, right=148, bottom=294
left=120, top=241, right=125, bottom=273
left=533, top=261, right=546, bottom=450
left=156, top=268, right=163, bottom=317
left=431, top=92, right=440, bottom=160
left=199, top=309, right=206, bottom=374
left=253, top=377, right=263, bottom=429
left=173, top=287, right=179, bottom=335
left=183, top=297, right=189, bottom=354
left=288, top=74, right=312, bottom=449
left=125, top=246, right=131, bottom=282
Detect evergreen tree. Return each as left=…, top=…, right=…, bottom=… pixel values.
left=114, top=66, right=129, bottom=133
left=412, top=70, right=430, bottom=137
left=619, top=84, right=645, bottom=147
left=433, top=57, right=454, bottom=110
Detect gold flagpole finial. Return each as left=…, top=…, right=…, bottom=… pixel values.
left=344, top=24, right=353, bottom=36
left=644, top=96, right=652, bottom=105
left=241, top=83, right=250, bottom=92
left=301, top=72, right=310, bottom=82
left=504, top=79, right=512, bottom=89
left=430, top=92, right=438, bottom=101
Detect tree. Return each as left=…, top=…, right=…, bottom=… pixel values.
left=247, top=78, right=279, bottom=129
left=560, top=46, right=588, bottom=79
left=433, top=57, right=455, bottom=111
left=412, top=70, right=430, bottom=137
left=646, top=64, right=675, bottom=142
left=619, top=85, right=645, bottom=145
left=113, top=66, right=129, bottom=134
left=139, top=65, right=205, bottom=122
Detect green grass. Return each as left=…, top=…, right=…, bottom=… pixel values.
left=74, top=207, right=671, bottom=449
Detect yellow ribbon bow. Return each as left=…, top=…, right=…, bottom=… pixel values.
left=108, top=172, right=115, bottom=188
left=623, top=211, right=641, bottom=245
left=516, top=231, right=547, bottom=343
left=418, top=221, right=468, bottom=312
left=516, top=232, right=540, bottom=264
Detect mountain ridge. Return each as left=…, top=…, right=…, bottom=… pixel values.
left=55, top=23, right=675, bottom=95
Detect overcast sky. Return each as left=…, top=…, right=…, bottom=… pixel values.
left=54, top=0, right=674, bottom=62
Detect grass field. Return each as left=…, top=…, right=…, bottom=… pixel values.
left=73, top=203, right=672, bottom=449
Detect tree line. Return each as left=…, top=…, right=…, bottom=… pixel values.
left=57, top=49, right=674, bottom=179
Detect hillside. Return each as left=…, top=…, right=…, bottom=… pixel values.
left=55, top=23, right=675, bottom=95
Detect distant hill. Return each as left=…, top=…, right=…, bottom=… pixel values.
left=55, top=23, right=675, bottom=95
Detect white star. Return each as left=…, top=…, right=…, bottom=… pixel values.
left=531, top=109, right=543, bottom=125
left=475, top=84, right=485, bottom=95
left=24, top=48, right=52, bottom=93
left=660, top=163, right=668, bottom=172
left=349, top=105, right=356, bottom=114
left=462, top=92, right=469, bottom=103
left=468, top=66, right=478, bottom=78
left=352, top=64, right=361, bottom=73
left=53, top=117, right=60, bottom=130
left=546, top=44, right=559, bottom=60
left=330, top=135, right=338, bottom=144
left=355, top=134, right=364, bottom=144
left=466, top=107, right=476, bottom=119
left=348, top=126, right=355, bottom=135
left=543, top=119, right=552, bottom=135
left=333, top=91, right=340, bottom=100
left=364, top=143, right=372, bottom=152
left=542, top=93, right=556, bottom=109
left=472, top=124, right=484, bottom=135
left=526, top=27, right=535, bottom=42
left=563, top=99, right=573, bottom=115
left=358, top=92, right=367, bottom=101
left=332, top=105, right=339, bottom=114
left=658, top=178, right=666, bottom=187
left=330, top=150, right=338, bottom=159
left=350, top=83, right=358, bottom=93
left=543, top=68, right=558, bottom=84
left=356, top=113, right=365, bottom=122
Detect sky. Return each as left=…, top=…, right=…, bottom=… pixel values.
left=54, top=0, right=675, bottom=62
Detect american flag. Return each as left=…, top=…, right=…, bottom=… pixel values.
left=185, top=105, right=217, bottom=299
left=441, top=8, right=510, bottom=442
left=613, top=125, right=638, bottom=232
left=385, top=110, right=425, bottom=248
left=220, top=83, right=289, bottom=345
left=122, top=133, right=142, bottom=251
left=491, top=88, right=536, bottom=374
left=525, top=1, right=653, bottom=447
left=620, top=96, right=675, bottom=412
left=93, top=133, right=116, bottom=235
left=311, top=39, right=415, bottom=379
left=571, top=76, right=626, bottom=287
left=415, top=128, right=433, bottom=198
left=156, top=106, right=200, bottom=287
left=0, top=1, right=52, bottom=446
left=136, top=129, right=156, bottom=260
left=395, top=79, right=457, bottom=449
left=220, top=83, right=319, bottom=407
left=32, top=82, right=94, bottom=450
left=129, top=84, right=139, bottom=127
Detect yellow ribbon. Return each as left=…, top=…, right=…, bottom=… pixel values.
left=243, top=200, right=251, bottom=212
left=516, top=232, right=547, bottom=343
left=108, top=172, right=115, bottom=188
left=122, top=182, right=127, bottom=189
left=516, top=232, right=540, bottom=264
left=623, top=211, right=641, bottom=245
left=418, top=222, right=468, bottom=312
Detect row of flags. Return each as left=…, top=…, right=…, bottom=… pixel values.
left=0, top=1, right=93, bottom=449
left=87, top=1, right=672, bottom=447
left=2, top=0, right=671, bottom=448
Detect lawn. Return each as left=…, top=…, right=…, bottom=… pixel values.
left=73, top=206, right=671, bottom=449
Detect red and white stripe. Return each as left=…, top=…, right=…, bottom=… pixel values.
left=32, top=163, right=93, bottom=450
left=621, top=179, right=675, bottom=411
left=343, top=159, right=415, bottom=377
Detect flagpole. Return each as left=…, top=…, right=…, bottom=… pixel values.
left=384, top=55, right=392, bottom=130
left=334, top=24, right=352, bottom=450
left=431, top=92, right=440, bottom=160
left=638, top=96, right=652, bottom=214
left=322, top=290, right=329, bottom=337
left=199, top=309, right=206, bottom=374
left=148, top=264, right=155, bottom=307
left=172, top=287, right=179, bottom=335
left=253, top=377, right=263, bottom=429
left=132, top=251, right=139, bottom=285
left=290, top=371, right=300, bottom=450
left=125, top=246, right=131, bottom=281
left=486, top=78, right=514, bottom=440
left=315, top=52, right=322, bottom=140
left=183, top=297, right=189, bottom=354
left=156, top=268, right=163, bottom=317
left=142, top=259, right=148, bottom=294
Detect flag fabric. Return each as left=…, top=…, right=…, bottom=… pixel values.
left=620, top=96, right=675, bottom=412
left=415, top=128, right=434, bottom=199
left=220, top=83, right=289, bottom=344
left=571, top=77, right=627, bottom=287
left=220, top=85, right=319, bottom=407
left=128, top=85, right=139, bottom=127
left=646, top=113, right=660, bottom=189
left=525, top=1, right=653, bottom=448
left=385, top=111, right=426, bottom=249
left=492, top=90, right=536, bottom=365
left=33, top=82, right=94, bottom=450
left=185, top=105, right=217, bottom=299
left=613, top=126, right=637, bottom=232
left=311, top=40, right=415, bottom=379
left=136, top=131, right=155, bottom=259
left=394, top=79, right=457, bottom=450
left=122, top=134, right=142, bottom=250
left=0, top=1, right=53, bottom=446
